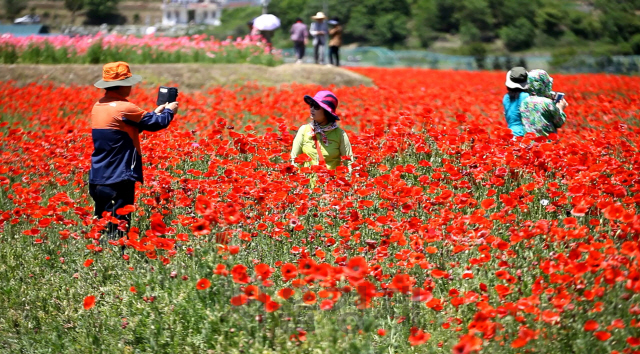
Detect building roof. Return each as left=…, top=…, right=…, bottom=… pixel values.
left=0, top=25, right=50, bottom=36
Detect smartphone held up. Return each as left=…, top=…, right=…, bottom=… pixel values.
left=157, top=86, right=178, bottom=106
left=551, top=91, right=565, bottom=104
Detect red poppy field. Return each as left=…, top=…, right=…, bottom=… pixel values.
left=1, top=67, right=640, bottom=353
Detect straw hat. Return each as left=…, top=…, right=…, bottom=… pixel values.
left=311, top=12, right=327, bottom=20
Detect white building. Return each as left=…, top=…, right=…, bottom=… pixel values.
left=162, top=0, right=224, bottom=26
left=224, top=0, right=262, bottom=8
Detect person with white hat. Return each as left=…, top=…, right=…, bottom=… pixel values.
left=503, top=66, right=529, bottom=137
left=310, top=12, right=328, bottom=64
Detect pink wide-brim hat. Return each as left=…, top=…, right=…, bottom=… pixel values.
left=304, top=90, right=339, bottom=120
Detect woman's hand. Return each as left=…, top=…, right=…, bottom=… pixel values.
left=557, top=99, right=568, bottom=111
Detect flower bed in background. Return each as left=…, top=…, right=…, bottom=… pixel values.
left=0, top=34, right=281, bottom=66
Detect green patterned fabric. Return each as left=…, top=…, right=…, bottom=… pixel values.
left=520, top=70, right=565, bottom=136
left=527, top=69, right=553, bottom=99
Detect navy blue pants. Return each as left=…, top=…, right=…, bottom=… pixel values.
left=89, top=180, right=135, bottom=240
left=293, top=41, right=306, bottom=60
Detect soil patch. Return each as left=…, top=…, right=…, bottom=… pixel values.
left=0, top=63, right=374, bottom=91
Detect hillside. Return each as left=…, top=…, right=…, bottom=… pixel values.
left=3, top=0, right=640, bottom=57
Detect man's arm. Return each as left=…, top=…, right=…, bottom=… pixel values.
left=125, top=110, right=175, bottom=132
left=121, top=102, right=176, bottom=132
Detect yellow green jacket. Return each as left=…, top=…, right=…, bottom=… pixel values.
left=291, top=123, right=353, bottom=170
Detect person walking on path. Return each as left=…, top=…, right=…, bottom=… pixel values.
left=90, top=61, right=178, bottom=240
left=502, top=67, right=529, bottom=137
left=328, top=17, right=342, bottom=66
left=310, top=12, right=329, bottom=65
left=291, top=90, right=353, bottom=171
left=290, top=17, right=308, bottom=63
left=520, top=69, right=568, bottom=137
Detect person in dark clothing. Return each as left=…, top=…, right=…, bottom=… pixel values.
left=90, top=61, right=178, bottom=241
left=328, top=17, right=342, bottom=66
left=290, top=17, right=308, bottom=63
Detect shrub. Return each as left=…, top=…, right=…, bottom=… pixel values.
left=464, top=42, right=487, bottom=70
left=567, top=11, right=602, bottom=41
left=500, top=18, right=536, bottom=52
left=549, top=47, right=577, bottom=70
left=0, top=44, right=18, bottom=64
left=631, top=34, right=640, bottom=55
left=536, top=6, right=566, bottom=38
left=459, top=22, right=481, bottom=44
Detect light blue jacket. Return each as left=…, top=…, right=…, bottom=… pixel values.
left=502, top=92, right=529, bottom=137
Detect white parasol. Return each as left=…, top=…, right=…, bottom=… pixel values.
left=252, top=14, right=281, bottom=31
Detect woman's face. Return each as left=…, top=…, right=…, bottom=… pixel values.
left=310, top=104, right=327, bottom=125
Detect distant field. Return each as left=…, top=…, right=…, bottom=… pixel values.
left=0, top=63, right=374, bottom=90
left=3, top=1, right=164, bottom=26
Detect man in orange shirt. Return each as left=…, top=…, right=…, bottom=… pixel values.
left=90, top=62, right=178, bottom=240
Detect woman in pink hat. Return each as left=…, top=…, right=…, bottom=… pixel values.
left=290, top=90, right=353, bottom=170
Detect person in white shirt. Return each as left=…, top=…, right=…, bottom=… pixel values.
left=309, top=12, right=329, bottom=64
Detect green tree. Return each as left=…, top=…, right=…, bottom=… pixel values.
left=430, top=0, right=458, bottom=33
left=459, top=22, right=481, bottom=44
left=566, top=10, right=601, bottom=40
left=84, top=0, right=125, bottom=25
left=500, top=17, right=536, bottom=51
left=455, top=0, right=493, bottom=33
left=64, top=0, right=84, bottom=25
left=631, top=34, right=640, bottom=55
left=267, top=0, right=306, bottom=35
left=465, top=42, right=487, bottom=69
left=599, top=10, right=640, bottom=43
left=536, top=6, right=567, bottom=38
left=3, top=0, right=27, bottom=21
left=347, top=0, right=411, bottom=48
left=488, top=0, right=539, bottom=28
left=411, top=0, right=439, bottom=47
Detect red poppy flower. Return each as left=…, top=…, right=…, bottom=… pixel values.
left=541, top=310, right=560, bottom=324
left=254, top=263, right=274, bottom=280
left=594, top=331, right=611, bottom=341
left=627, top=337, right=640, bottom=346
left=281, top=263, right=298, bottom=281
left=265, top=301, right=280, bottom=312
left=191, top=219, right=211, bottom=236
left=302, top=291, right=317, bottom=305
left=583, top=320, right=599, bottom=331
left=320, top=299, right=334, bottom=310
left=195, top=195, right=213, bottom=215
left=243, top=285, right=260, bottom=299
left=196, top=278, right=211, bottom=290
left=344, top=256, right=368, bottom=280
left=452, top=334, right=483, bottom=353
left=83, top=295, right=96, bottom=310
left=116, top=204, right=135, bottom=216
left=231, top=264, right=250, bottom=284
left=408, top=328, right=430, bottom=346
left=230, top=294, right=248, bottom=306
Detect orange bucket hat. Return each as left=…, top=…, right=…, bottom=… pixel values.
left=94, top=61, right=142, bottom=89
